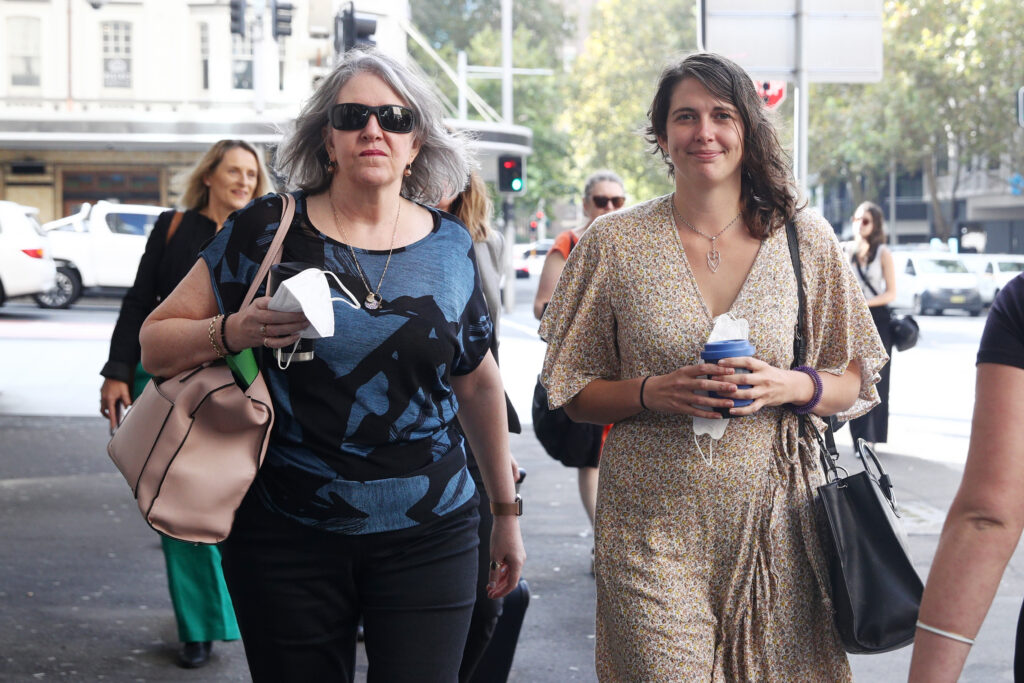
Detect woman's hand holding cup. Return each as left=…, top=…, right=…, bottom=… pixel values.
left=715, top=357, right=816, bottom=416
left=643, top=364, right=738, bottom=419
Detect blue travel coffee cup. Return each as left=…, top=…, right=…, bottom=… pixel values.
left=700, top=339, right=756, bottom=417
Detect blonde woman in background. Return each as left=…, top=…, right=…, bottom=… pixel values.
left=100, top=139, right=271, bottom=668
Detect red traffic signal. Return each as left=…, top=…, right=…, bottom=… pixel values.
left=498, top=155, right=524, bottom=193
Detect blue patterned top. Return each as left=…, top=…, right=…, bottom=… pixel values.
left=201, top=192, right=491, bottom=535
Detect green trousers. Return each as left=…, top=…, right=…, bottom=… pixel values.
left=134, top=365, right=241, bottom=643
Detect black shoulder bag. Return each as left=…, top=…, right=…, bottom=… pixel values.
left=532, top=232, right=605, bottom=468
left=852, top=253, right=919, bottom=352
left=786, top=223, right=923, bottom=654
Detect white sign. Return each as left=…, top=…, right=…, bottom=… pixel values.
left=703, top=0, right=883, bottom=83
left=1018, top=86, right=1024, bottom=128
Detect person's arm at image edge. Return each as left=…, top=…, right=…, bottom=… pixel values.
left=908, top=362, right=1024, bottom=682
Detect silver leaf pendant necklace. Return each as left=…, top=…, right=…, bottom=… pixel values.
left=328, top=188, right=400, bottom=309
left=672, top=196, right=741, bottom=274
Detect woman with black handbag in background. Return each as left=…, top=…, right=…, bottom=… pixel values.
left=844, top=201, right=897, bottom=450
left=533, top=170, right=625, bottom=562
left=99, top=139, right=271, bottom=668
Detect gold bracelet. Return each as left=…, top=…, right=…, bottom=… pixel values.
left=208, top=315, right=226, bottom=358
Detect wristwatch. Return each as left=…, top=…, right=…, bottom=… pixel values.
left=490, top=494, right=523, bottom=517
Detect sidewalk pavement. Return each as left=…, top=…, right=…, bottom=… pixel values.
left=2, top=412, right=1023, bottom=682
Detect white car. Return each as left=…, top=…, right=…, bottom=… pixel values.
left=513, top=239, right=554, bottom=279
left=961, top=253, right=1024, bottom=306
left=891, top=251, right=983, bottom=316
left=35, top=201, right=168, bottom=308
left=0, top=201, right=57, bottom=306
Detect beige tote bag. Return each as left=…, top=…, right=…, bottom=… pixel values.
left=107, top=194, right=295, bottom=544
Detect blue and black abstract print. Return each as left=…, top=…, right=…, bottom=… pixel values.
left=201, top=192, right=492, bottom=535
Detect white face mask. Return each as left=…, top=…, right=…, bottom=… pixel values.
left=267, top=268, right=360, bottom=368
left=692, top=313, right=751, bottom=465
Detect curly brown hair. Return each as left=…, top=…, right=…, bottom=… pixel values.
left=644, top=53, right=801, bottom=239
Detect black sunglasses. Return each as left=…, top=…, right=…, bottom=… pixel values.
left=591, top=195, right=626, bottom=209
left=328, top=103, right=416, bottom=134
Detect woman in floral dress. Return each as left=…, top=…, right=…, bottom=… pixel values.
left=540, top=53, right=887, bottom=681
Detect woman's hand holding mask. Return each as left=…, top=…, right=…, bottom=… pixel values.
left=226, top=296, right=310, bottom=351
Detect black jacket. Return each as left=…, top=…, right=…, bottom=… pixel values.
left=100, top=209, right=217, bottom=384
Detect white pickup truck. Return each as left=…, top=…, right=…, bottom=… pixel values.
left=35, top=201, right=168, bottom=308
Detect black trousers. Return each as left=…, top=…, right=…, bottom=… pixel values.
left=220, top=489, right=479, bottom=683
left=850, top=305, right=893, bottom=444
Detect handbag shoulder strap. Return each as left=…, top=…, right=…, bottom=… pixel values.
left=785, top=221, right=839, bottom=458
left=165, top=211, right=184, bottom=245
left=240, top=193, right=296, bottom=309
left=852, top=253, right=880, bottom=297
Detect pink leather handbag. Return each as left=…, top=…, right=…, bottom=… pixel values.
left=107, top=194, right=295, bottom=544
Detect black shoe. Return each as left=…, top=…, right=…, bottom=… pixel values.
left=177, top=641, right=212, bottom=669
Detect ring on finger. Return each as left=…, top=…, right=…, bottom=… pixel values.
left=489, top=560, right=503, bottom=571
left=259, top=323, right=267, bottom=337
left=262, top=337, right=269, bottom=347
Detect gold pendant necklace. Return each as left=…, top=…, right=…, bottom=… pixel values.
left=328, top=189, right=400, bottom=310
left=672, top=196, right=741, bottom=274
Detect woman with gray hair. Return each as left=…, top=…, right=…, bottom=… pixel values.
left=138, top=49, right=524, bottom=681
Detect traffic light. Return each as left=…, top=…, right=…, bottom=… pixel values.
left=229, top=0, right=246, bottom=37
left=341, top=3, right=377, bottom=52
left=272, top=1, right=293, bottom=40
left=498, top=155, right=524, bottom=193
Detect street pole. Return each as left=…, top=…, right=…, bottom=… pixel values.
left=502, top=197, right=516, bottom=312
left=889, top=157, right=898, bottom=245
left=66, top=0, right=73, bottom=111
left=457, top=51, right=468, bottom=121
left=793, top=0, right=809, bottom=199
left=501, top=0, right=512, bottom=123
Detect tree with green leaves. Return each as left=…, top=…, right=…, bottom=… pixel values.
left=409, top=1, right=575, bottom=214
left=564, top=0, right=697, bottom=203
left=810, top=0, right=1024, bottom=239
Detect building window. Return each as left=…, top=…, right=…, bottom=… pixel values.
left=102, top=21, right=132, bottom=88
left=7, top=17, right=41, bottom=87
left=232, top=26, right=254, bottom=90
left=200, top=23, right=210, bottom=90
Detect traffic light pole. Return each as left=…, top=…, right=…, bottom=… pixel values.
left=502, top=196, right=516, bottom=313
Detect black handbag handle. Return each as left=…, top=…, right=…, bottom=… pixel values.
left=785, top=222, right=841, bottom=467
left=854, top=437, right=900, bottom=514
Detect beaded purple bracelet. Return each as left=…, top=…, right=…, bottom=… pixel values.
left=791, top=366, right=823, bottom=415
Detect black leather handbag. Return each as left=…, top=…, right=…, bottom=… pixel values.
left=817, top=436, right=924, bottom=653
left=787, top=223, right=922, bottom=654
left=531, top=377, right=603, bottom=468
left=889, top=313, right=920, bottom=352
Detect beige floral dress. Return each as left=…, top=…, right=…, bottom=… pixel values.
left=539, top=195, right=887, bottom=682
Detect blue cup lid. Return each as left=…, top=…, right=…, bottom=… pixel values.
left=701, top=338, right=756, bottom=360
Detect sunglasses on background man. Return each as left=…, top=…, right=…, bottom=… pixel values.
left=328, top=103, right=417, bottom=134
left=590, top=195, right=626, bottom=209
